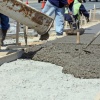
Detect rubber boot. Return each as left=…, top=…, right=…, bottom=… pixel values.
left=1, top=29, right=7, bottom=46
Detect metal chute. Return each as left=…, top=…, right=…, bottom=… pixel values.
left=0, top=0, right=53, bottom=35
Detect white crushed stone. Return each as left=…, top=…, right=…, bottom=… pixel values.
left=1, top=18, right=100, bottom=100
left=0, top=59, right=100, bottom=100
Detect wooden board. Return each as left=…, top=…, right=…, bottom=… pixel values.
left=0, top=49, right=24, bottom=65
left=0, top=0, right=53, bottom=35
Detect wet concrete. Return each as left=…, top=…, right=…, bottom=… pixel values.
left=22, top=34, right=100, bottom=79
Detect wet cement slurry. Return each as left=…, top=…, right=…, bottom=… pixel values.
left=22, top=34, right=100, bottom=79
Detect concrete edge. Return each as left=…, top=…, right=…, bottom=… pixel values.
left=0, top=49, right=24, bottom=65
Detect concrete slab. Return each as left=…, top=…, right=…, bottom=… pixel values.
left=85, top=23, right=100, bottom=34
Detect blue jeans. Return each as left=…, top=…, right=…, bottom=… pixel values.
left=0, top=13, right=10, bottom=30
left=42, top=0, right=65, bottom=35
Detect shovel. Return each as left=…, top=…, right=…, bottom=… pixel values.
left=79, top=30, right=100, bottom=55
left=84, top=30, right=100, bottom=50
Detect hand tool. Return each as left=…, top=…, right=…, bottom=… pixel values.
left=78, top=30, right=100, bottom=55
left=83, top=30, right=100, bottom=50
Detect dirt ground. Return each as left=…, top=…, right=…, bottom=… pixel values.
left=22, top=33, right=100, bottom=79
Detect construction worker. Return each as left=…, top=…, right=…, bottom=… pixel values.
left=39, top=0, right=68, bottom=40
left=64, top=0, right=89, bottom=34
left=0, top=13, right=10, bottom=46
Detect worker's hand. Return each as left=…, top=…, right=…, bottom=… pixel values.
left=86, top=17, right=89, bottom=23
left=67, top=8, right=73, bottom=15
left=68, top=11, right=73, bottom=15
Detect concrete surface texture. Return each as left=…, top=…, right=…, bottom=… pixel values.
left=0, top=60, right=100, bottom=100
left=22, top=37, right=100, bottom=79
left=0, top=5, right=100, bottom=100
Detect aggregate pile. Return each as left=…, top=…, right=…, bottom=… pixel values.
left=22, top=36, right=100, bottom=79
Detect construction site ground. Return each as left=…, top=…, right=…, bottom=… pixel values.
left=0, top=20, right=100, bottom=100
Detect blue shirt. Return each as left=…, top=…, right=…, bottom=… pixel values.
left=48, top=0, right=68, bottom=8
left=0, top=13, right=10, bottom=30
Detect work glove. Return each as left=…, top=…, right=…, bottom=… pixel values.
left=86, top=17, right=89, bottom=23
left=68, top=11, right=73, bottom=15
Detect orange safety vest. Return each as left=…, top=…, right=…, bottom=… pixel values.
left=67, top=0, right=74, bottom=5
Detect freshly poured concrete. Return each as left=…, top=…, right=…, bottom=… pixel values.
left=22, top=33, right=100, bottom=79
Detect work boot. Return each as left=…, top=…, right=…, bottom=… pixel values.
left=39, top=32, right=49, bottom=40
left=1, top=29, right=7, bottom=46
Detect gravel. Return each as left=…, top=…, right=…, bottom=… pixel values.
left=0, top=59, right=100, bottom=100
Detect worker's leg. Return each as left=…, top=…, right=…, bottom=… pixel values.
left=0, top=13, right=10, bottom=45
left=55, top=7, right=65, bottom=35
left=40, top=1, right=57, bottom=40
left=72, top=20, right=80, bottom=29
left=68, top=22, right=73, bottom=29
left=77, top=21, right=80, bottom=29
left=42, top=0, right=56, bottom=16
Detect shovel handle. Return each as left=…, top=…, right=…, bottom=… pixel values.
left=85, top=31, right=100, bottom=49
